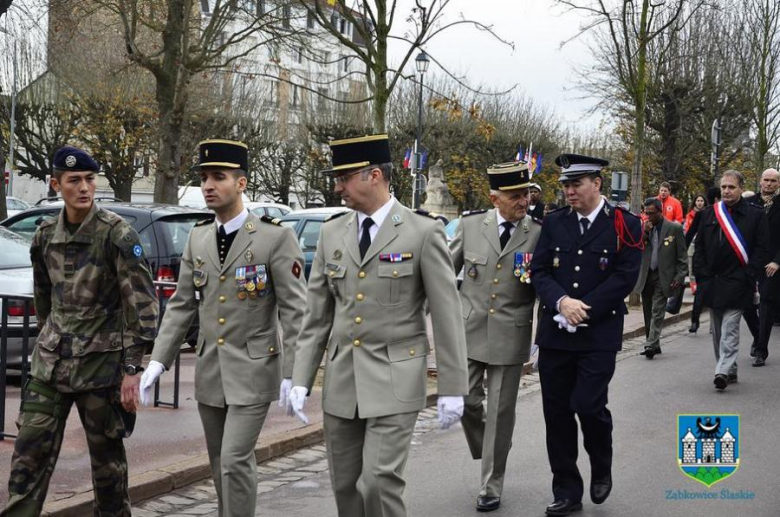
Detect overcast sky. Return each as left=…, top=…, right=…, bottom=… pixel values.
left=388, top=0, right=601, bottom=128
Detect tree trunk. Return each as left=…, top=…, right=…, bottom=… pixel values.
left=629, top=0, right=651, bottom=215
left=0, top=149, right=8, bottom=221
left=113, top=175, right=133, bottom=202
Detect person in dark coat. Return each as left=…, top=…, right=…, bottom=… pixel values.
left=528, top=183, right=545, bottom=220
left=530, top=154, right=642, bottom=516
left=693, top=170, right=770, bottom=389
left=745, top=168, right=780, bottom=366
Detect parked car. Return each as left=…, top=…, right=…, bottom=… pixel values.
left=245, top=201, right=292, bottom=219
left=3, top=197, right=31, bottom=219
left=280, top=207, right=351, bottom=280
left=0, top=226, right=37, bottom=372
left=1, top=203, right=214, bottom=353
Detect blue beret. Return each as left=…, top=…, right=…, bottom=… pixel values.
left=53, top=145, right=99, bottom=172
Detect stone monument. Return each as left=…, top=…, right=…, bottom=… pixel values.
left=422, top=159, right=459, bottom=221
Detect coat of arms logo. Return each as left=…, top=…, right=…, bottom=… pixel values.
left=678, top=414, right=740, bottom=487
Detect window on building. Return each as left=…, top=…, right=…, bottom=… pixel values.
left=341, top=55, right=349, bottom=73
left=339, top=18, right=348, bottom=34
left=295, top=47, right=304, bottom=64
left=283, top=5, right=291, bottom=28
left=257, top=0, right=265, bottom=16
left=307, top=11, right=315, bottom=29
left=200, top=0, right=210, bottom=14
left=265, top=80, right=278, bottom=107
left=322, top=51, right=330, bottom=66
left=318, top=87, right=328, bottom=110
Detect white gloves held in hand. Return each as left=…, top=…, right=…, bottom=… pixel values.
left=139, top=360, right=165, bottom=407
left=279, top=378, right=293, bottom=415
left=437, top=395, right=464, bottom=430
left=288, top=386, right=309, bottom=424
left=554, top=313, right=588, bottom=333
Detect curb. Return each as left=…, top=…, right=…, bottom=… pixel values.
left=42, top=308, right=694, bottom=516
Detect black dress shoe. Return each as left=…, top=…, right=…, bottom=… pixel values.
left=591, top=476, right=612, bottom=504
left=714, top=374, right=728, bottom=390
left=689, top=321, right=699, bottom=333
left=640, top=347, right=656, bottom=359
left=545, top=499, right=583, bottom=516
left=752, top=356, right=766, bottom=367
left=750, top=346, right=757, bottom=357
left=728, top=373, right=738, bottom=384
left=476, top=496, right=501, bottom=512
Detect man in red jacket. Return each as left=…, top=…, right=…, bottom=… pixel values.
left=658, top=182, right=683, bottom=223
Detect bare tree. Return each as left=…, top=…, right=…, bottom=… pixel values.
left=299, top=0, right=513, bottom=133
left=559, top=0, right=705, bottom=212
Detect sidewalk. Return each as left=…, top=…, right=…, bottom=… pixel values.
left=0, top=303, right=697, bottom=515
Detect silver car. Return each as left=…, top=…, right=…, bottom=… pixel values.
left=0, top=226, right=36, bottom=372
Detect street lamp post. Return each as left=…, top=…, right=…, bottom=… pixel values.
left=2, top=30, right=17, bottom=198
left=411, top=50, right=429, bottom=209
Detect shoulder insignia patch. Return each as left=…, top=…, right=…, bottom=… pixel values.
left=260, top=215, right=281, bottom=226
left=413, top=208, right=435, bottom=218
left=195, top=217, right=215, bottom=227
left=326, top=211, right=349, bottom=222
left=462, top=209, right=488, bottom=217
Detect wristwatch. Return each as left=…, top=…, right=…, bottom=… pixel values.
left=124, top=364, right=145, bottom=376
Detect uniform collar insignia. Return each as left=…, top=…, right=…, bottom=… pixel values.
left=333, top=249, right=342, bottom=260
left=245, top=249, right=254, bottom=262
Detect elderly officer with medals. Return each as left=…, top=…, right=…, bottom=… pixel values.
left=139, top=139, right=307, bottom=517
left=288, top=134, right=468, bottom=517
left=449, top=162, right=541, bottom=512
left=529, top=154, right=642, bottom=516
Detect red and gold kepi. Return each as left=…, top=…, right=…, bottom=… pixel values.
left=195, top=139, right=249, bottom=172
left=487, top=161, right=532, bottom=191
left=323, top=134, right=392, bottom=174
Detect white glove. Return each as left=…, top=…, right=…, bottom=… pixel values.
left=139, top=360, right=165, bottom=407
left=437, top=395, right=464, bottom=430
left=279, top=378, right=293, bottom=415
left=554, top=313, right=588, bottom=333
left=288, top=386, right=309, bottom=424
left=530, top=343, right=539, bottom=369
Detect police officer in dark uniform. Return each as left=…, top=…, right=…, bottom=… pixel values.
left=529, top=154, right=643, bottom=516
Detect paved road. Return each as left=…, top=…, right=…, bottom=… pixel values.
left=255, top=318, right=779, bottom=517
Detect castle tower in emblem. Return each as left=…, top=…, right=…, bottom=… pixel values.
left=721, top=428, right=735, bottom=463
left=682, top=428, right=697, bottom=463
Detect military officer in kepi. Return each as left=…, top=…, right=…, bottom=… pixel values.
left=449, top=162, right=541, bottom=512
left=288, top=134, right=469, bottom=517
left=529, top=154, right=643, bottom=516
left=139, top=139, right=307, bottom=517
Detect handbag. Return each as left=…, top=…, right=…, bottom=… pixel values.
left=666, top=285, right=685, bottom=315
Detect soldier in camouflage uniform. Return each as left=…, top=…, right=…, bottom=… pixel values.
left=2, top=146, right=159, bottom=517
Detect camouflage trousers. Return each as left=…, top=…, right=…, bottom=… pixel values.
left=2, top=379, right=131, bottom=517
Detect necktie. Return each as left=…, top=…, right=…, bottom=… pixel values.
left=580, top=218, right=590, bottom=235
left=650, top=228, right=659, bottom=271
left=359, top=217, right=374, bottom=259
left=218, top=225, right=227, bottom=239
left=500, top=221, right=513, bottom=250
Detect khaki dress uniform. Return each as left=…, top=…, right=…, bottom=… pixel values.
left=450, top=208, right=541, bottom=499
left=151, top=210, right=306, bottom=517
left=292, top=199, right=469, bottom=517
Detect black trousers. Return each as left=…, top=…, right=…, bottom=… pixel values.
left=743, top=304, right=760, bottom=343
left=754, top=300, right=778, bottom=360
left=538, top=347, right=617, bottom=502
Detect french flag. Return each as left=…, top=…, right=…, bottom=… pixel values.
left=403, top=148, right=412, bottom=169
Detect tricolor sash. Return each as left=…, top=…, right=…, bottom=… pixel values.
left=714, top=201, right=749, bottom=266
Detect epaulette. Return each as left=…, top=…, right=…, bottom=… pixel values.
left=413, top=208, right=435, bottom=218
left=531, top=216, right=543, bottom=225
left=462, top=209, right=488, bottom=217
left=96, top=208, right=123, bottom=226
left=614, top=204, right=639, bottom=218
left=195, top=217, right=215, bottom=227
left=38, top=216, right=57, bottom=229
left=325, top=211, right=349, bottom=222
left=260, top=215, right=282, bottom=226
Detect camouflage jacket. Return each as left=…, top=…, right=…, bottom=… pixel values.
left=29, top=203, right=159, bottom=391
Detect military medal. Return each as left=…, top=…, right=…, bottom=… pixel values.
left=238, top=291, right=248, bottom=300
left=245, top=249, right=254, bottom=262
left=379, top=252, right=413, bottom=262
left=467, top=264, right=478, bottom=279
left=553, top=256, right=560, bottom=268
left=333, top=249, right=342, bottom=260
left=248, top=291, right=258, bottom=299
left=599, top=257, right=609, bottom=270
left=514, top=252, right=524, bottom=278
left=257, top=265, right=269, bottom=296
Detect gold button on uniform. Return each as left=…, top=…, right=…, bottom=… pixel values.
left=575, top=266, right=581, bottom=272
left=409, top=349, right=416, bottom=356
left=493, top=278, right=499, bottom=284
left=359, top=271, right=366, bottom=278
left=353, top=339, right=361, bottom=347
left=269, top=347, right=275, bottom=353
left=577, top=250, right=583, bottom=256
left=217, top=338, right=225, bottom=345
left=220, top=275, right=226, bottom=282
left=219, top=295, right=226, bottom=303
left=392, top=270, right=399, bottom=277
left=491, top=294, right=497, bottom=300
left=489, top=308, right=495, bottom=315
left=356, top=293, right=365, bottom=301
left=219, top=318, right=226, bottom=325
left=355, top=317, right=362, bottom=324
left=496, top=264, right=502, bottom=270
left=329, top=271, right=335, bottom=277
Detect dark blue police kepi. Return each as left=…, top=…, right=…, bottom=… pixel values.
left=195, top=139, right=249, bottom=172
left=487, top=161, right=532, bottom=191
left=53, top=145, right=99, bottom=172
left=323, top=134, right=392, bottom=174
left=555, top=153, right=609, bottom=182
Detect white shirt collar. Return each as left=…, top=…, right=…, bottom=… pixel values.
left=216, top=209, right=249, bottom=235
left=578, top=196, right=606, bottom=225
left=495, top=210, right=517, bottom=228
left=357, top=196, right=395, bottom=232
